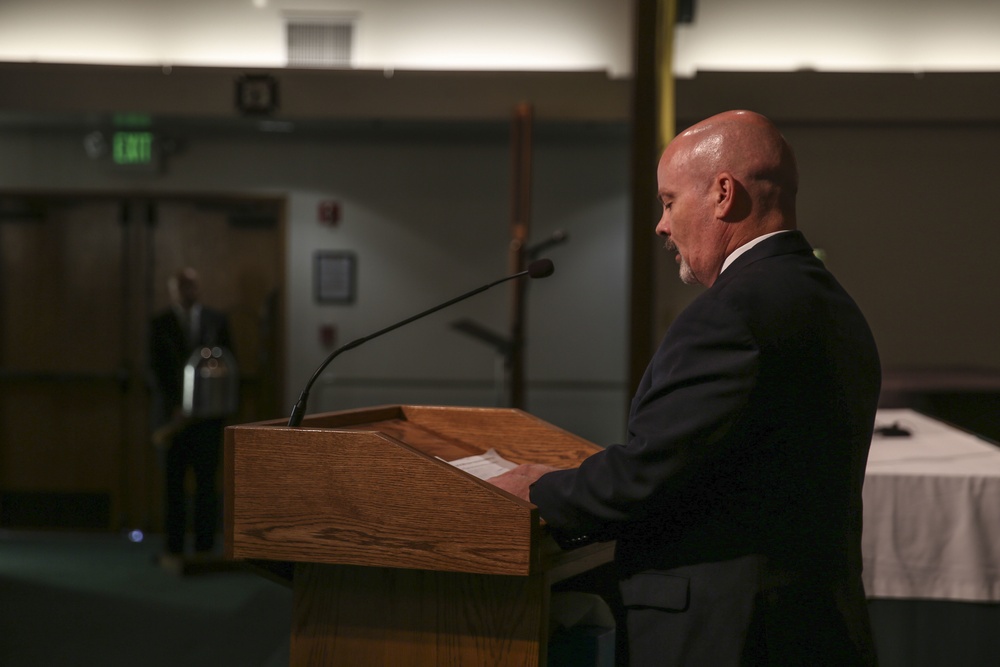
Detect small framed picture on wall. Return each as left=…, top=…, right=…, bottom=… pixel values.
left=314, top=251, right=356, bottom=304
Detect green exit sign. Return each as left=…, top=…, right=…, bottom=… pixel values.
left=112, top=131, right=155, bottom=166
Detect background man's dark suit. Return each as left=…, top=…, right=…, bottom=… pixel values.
left=149, top=304, right=233, bottom=555
left=531, top=231, right=881, bottom=665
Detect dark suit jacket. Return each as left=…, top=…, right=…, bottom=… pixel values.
left=149, top=305, right=233, bottom=429
left=531, top=231, right=881, bottom=666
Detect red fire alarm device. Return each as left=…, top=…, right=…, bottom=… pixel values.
left=319, top=323, right=337, bottom=349
left=318, top=200, right=340, bottom=226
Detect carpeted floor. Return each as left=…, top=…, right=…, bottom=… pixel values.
left=8, top=529, right=997, bottom=667
left=0, top=530, right=292, bottom=667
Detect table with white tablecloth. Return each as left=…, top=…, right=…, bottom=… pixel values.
left=863, top=409, right=1000, bottom=666
left=863, top=408, right=1000, bottom=602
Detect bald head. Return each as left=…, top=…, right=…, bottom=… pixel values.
left=655, top=110, right=800, bottom=287
left=671, top=110, right=798, bottom=226
left=168, top=267, right=200, bottom=310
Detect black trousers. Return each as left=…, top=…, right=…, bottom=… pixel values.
left=164, top=418, right=223, bottom=554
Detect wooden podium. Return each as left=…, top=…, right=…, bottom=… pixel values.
left=224, top=404, right=614, bottom=666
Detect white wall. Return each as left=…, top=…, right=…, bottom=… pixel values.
left=789, top=123, right=1000, bottom=370
left=674, top=0, right=1000, bottom=75
left=2, top=0, right=1000, bottom=77
left=0, top=0, right=634, bottom=76
left=281, top=129, right=630, bottom=443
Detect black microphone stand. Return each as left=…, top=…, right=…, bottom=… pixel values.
left=287, top=259, right=554, bottom=427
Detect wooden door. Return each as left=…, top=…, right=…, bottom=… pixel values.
left=0, top=197, right=130, bottom=528
left=149, top=197, right=285, bottom=427
left=0, top=194, right=284, bottom=531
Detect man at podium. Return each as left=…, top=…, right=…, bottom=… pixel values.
left=490, top=111, right=881, bottom=666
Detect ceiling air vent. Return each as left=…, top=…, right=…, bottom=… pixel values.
left=286, top=16, right=353, bottom=68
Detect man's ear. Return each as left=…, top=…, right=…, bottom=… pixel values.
left=715, top=172, right=750, bottom=221
left=715, top=172, right=736, bottom=216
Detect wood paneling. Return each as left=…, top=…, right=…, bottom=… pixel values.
left=0, top=193, right=285, bottom=530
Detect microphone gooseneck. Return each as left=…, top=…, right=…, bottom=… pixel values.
left=287, top=259, right=555, bottom=427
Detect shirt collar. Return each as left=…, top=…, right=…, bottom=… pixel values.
left=719, top=230, right=792, bottom=276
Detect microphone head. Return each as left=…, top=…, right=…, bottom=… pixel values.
left=527, top=258, right=555, bottom=279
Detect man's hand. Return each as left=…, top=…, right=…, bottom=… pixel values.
left=487, top=463, right=561, bottom=502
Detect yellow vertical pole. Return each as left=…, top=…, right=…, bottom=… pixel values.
left=657, top=0, right=677, bottom=152
left=628, top=0, right=677, bottom=392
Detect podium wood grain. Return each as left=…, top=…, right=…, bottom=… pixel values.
left=225, top=405, right=613, bottom=666
left=291, top=564, right=546, bottom=666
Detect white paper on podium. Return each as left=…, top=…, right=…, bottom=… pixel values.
left=446, top=448, right=518, bottom=480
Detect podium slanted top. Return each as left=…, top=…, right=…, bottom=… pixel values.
left=225, top=405, right=606, bottom=577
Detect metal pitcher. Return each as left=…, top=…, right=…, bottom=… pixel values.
left=182, top=346, right=239, bottom=419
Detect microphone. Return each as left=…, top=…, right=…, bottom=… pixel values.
left=287, top=258, right=555, bottom=427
